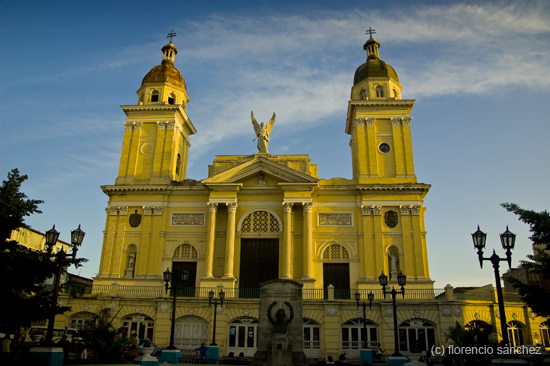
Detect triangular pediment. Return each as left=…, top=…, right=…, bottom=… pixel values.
left=201, top=157, right=319, bottom=186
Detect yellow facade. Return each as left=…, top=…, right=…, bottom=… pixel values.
left=55, top=37, right=549, bottom=360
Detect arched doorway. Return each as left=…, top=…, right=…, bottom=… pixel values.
left=69, top=312, right=97, bottom=331
left=227, top=318, right=258, bottom=357
left=303, top=319, right=321, bottom=359
left=507, top=321, right=524, bottom=347
left=322, top=243, right=351, bottom=299
left=174, top=315, right=208, bottom=348
left=172, top=243, right=198, bottom=297
left=398, top=320, right=436, bottom=353
left=239, top=210, right=281, bottom=297
left=342, top=319, right=379, bottom=358
left=121, top=314, right=155, bottom=341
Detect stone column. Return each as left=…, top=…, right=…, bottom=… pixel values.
left=391, top=118, right=406, bottom=177
left=223, top=203, right=238, bottom=278
left=282, top=202, right=294, bottom=279
left=302, top=202, right=313, bottom=280
left=402, top=117, right=415, bottom=176
left=361, top=205, right=376, bottom=279
left=354, top=118, right=369, bottom=177
left=151, top=121, right=167, bottom=179
left=366, top=118, right=378, bottom=176
left=371, top=205, right=384, bottom=276
left=204, top=202, right=218, bottom=278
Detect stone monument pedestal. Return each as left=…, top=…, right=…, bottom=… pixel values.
left=252, top=279, right=308, bottom=366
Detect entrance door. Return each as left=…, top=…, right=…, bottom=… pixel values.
left=172, top=262, right=197, bottom=297
left=323, top=263, right=350, bottom=299
left=239, top=239, right=279, bottom=297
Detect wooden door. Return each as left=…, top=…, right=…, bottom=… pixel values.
left=172, top=261, right=197, bottom=297
left=239, top=239, right=279, bottom=297
left=323, top=263, right=350, bottom=299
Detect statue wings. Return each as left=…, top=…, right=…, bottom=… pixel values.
left=251, top=111, right=276, bottom=134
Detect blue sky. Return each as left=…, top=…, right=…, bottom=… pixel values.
left=1, top=0, right=549, bottom=288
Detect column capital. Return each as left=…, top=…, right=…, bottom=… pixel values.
left=207, top=202, right=219, bottom=213
left=303, top=202, right=313, bottom=212
left=354, top=118, right=366, bottom=127
left=166, top=121, right=175, bottom=130
left=108, top=207, right=119, bottom=216
left=153, top=206, right=163, bottom=216
left=283, top=202, right=294, bottom=212
left=118, top=206, right=128, bottom=216
left=361, top=205, right=382, bottom=215
left=391, top=117, right=402, bottom=126
left=402, top=117, right=412, bottom=126
left=143, top=206, right=153, bottom=215
left=400, top=205, right=412, bottom=215
left=133, top=122, right=142, bottom=130
left=366, top=117, right=375, bottom=127
left=124, top=122, right=134, bottom=130
left=157, top=121, right=167, bottom=129
left=227, top=203, right=238, bottom=213
left=411, top=205, right=422, bottom=215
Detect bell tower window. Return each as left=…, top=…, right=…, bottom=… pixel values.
left=151, top=90, right=159, bottom=102
left=375, top=86, right=384, bottom=98
left=168, top=93, right=176, bottom=105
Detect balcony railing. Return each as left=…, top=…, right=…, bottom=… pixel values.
left=88, top=285, right=447, bottom=301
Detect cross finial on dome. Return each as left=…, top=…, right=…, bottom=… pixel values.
left=365, top=27, right=376, bottom=39
left=167, top=30, right=177, bottom=43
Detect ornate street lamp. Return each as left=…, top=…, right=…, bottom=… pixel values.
left=163, top=268, right=190, bottom=350
left=379, top=271, right=406, bottom=357
left=472, top=225, right=516, bottom=346
left=44, top=224, right=85, bottom=346
left=355, top=291, right=375, bottom=349
left=208, top=287, right=225, bottom=346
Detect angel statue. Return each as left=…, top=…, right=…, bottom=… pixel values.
left=251, top=111, right=276, bottom=153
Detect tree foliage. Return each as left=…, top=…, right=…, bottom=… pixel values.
left=0, top=168, right=85, bottom=332
left=501, top=203, right=550, bottom=317
left=79, top=308, right=130, bottom=363
left=444, top=321, right=496, bottom=366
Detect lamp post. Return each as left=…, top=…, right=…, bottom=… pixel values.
left=44, top=224, right=85, bottom=346
left=163, top=268, right=190, bottom=350
left=472, top=225, right=516, bottom=346
left=208, top=287, right=225, bottom=346
left=355, top=291, right=374, bottom=349
left=379, top=271, right=406, bottom=357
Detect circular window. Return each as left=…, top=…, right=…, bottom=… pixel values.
left=378, top=143, right=391, bottom=154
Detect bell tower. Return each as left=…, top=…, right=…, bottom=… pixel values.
left=116, top=38, right=196, bottom=185
left=346, top=32, right=416, bottom=184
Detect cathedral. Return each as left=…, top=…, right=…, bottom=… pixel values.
left=55, top=34, right=548, bottom=360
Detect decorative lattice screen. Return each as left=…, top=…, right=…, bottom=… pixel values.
left=173, top=244, right=198, bottom=259
left=241, top=211, right=280, bottom=232
left=322, top=244, right=350, bottom=260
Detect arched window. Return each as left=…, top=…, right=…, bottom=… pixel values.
left=168, top=93, right=176, bottom=105
left=342, top=319, right=379, bottom=358
left=121, top=314, right=155, bottom=341
left=322, top=244, right=349, bottom=260
left=540, top=323, right=550, bottom=347
left=398, top=320, right=436, bottom=353
left=375, top=86, right=384, bottom=98
left=69, top=312, right=97, bottom=331
left=303, top=319, right=321, bottom=359
left=508, top=321, right=524, bottom=347
left=465, top=320, right=492, bottom=331
left=176, top=153, right=182, bottom=175
left=227, top=318, right=258, bottom=357
left=359, top=89, right=366, bottom=100
left=175, top=316, right=208, bottom=348
left=173, top=244, right=198, bottom=259
left=151, top=90, right=159, bottom=103
left=241, top=211, right=280, bottom=232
